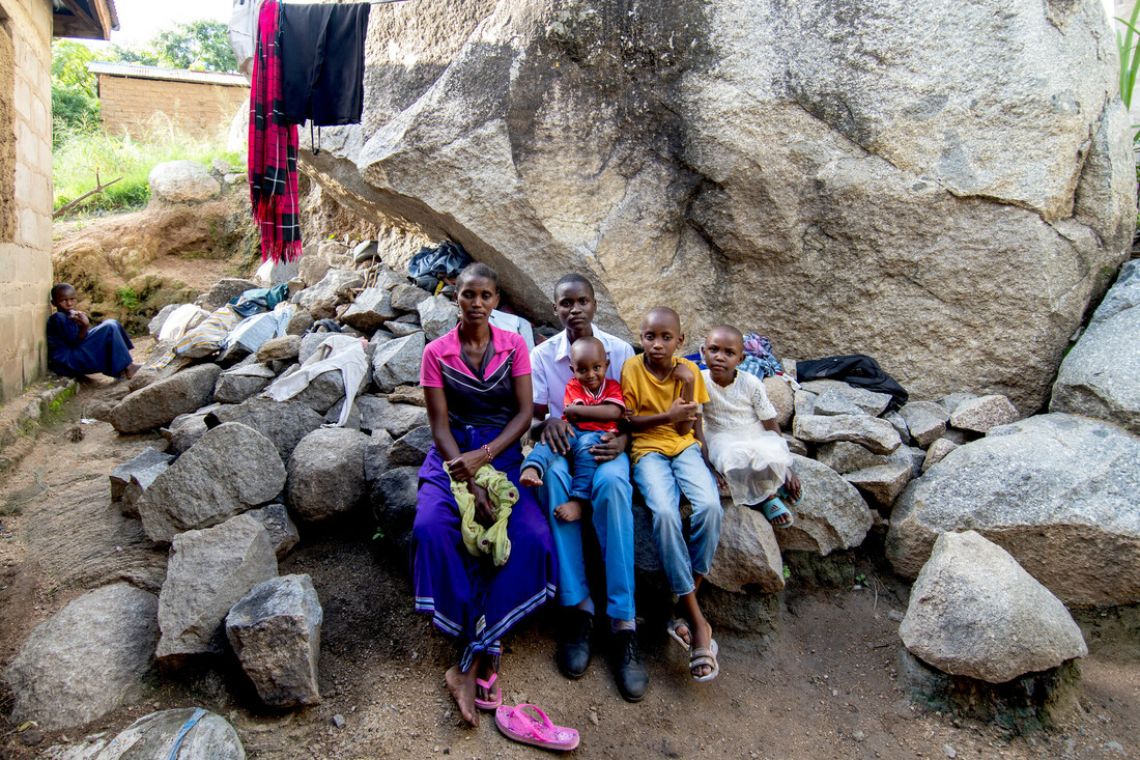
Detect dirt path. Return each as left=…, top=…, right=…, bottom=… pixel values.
left=0, top=383, right=1137, bottom=759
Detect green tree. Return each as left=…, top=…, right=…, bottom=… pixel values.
left=152, top=20, right=238, bottom=72
left=51, top=40, right=101, bottom=144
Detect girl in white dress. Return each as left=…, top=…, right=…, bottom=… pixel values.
left=699, top=326, right=800, bottom=527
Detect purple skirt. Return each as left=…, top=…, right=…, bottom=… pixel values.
left=412, top=424, right=557, bottom=671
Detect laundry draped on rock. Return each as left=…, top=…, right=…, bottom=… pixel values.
left=263, top=334, right=369, bottom=427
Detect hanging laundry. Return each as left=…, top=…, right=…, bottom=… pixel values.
left=249, top=0, right=302, bottom=264
left=228, top=0, right=265, bottom=76
left=280, top=3, right=372, bottom=127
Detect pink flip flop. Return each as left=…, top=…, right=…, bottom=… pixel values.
left=495, top=704, right=580, bottom=752
left=474, top=672, right=502, bottom=711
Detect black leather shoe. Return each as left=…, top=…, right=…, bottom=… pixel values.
left=555, top=609, right=593, bottom=679
left=608, top=629, right=649, bottom=702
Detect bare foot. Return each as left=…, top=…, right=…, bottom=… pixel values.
left=444, top=665, right=479, bottom=726
left=554, top=498, right=584, bottom=522
left=475, top=655, right=499, bottom=706
left=123, top=363, right=140, bottom=380
left=689, top=618, right=715, bottom=679
left=519, top=466, right=543, bottom=488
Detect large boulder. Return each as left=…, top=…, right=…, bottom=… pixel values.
left=372, top=331, right=426, bottom=392
left=705, top=505, right=784, bottom=594
left=138, top=422, right=286, bottom=543
left=300, top=0, right=1132, bottom=413
left=887, top=413, right=1140, bottom=607
left=793, top=413, right=901, bottom=454
left=226, top=574, right=323, bottom=707
left=157, top=514, right=278, bottom=660
left=775, top=455, right=873, bottom=556
left=79, top=707, right=246, bottom=760
left=149, top=160, right=220, bottom=203
left=214, top=363, right=277, bottom=404
left=900, top=531, right=1087, bottom=684
left=1051, top=260, right=1140, bottom=434
left=286, top=427, right=370, bottom=521
left=110, top=364, right=221, bottom=434
left=294, top=268, right=363, bottom=318
left=205, top=397, right=326, bottom=461
left=3, top=583, right=158, bottom=731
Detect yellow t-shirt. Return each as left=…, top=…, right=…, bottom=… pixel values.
left=621, top=355, right=710, bottom=462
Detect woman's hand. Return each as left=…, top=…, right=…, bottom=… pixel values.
left=540, top=417, right=576, bottom=455
left=589, top=431, right=627, bottom=463
left=446, top=449, right=489, bottom=482
left=469, top=482, right=496, bottom=527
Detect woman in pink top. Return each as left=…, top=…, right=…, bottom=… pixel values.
left=412, top=263, right=556, bottom=727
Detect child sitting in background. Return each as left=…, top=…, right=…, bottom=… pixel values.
left=520, top=336, right=626, bottom=522
left=46, top=283, right=139, bottom=380
left=622, top=306, right=722, bottom=683
left=701, top=325, right=800, bottom=527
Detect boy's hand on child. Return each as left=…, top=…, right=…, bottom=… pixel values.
left=671, top=363, right=694, bottom=385
left=541, top=417, right=576, bottom=455
left=589, top=431, right=626, bottom=463
left=667, top=398, right=699, bottom=423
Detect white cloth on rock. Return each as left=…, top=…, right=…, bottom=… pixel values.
left=701, top=368, right=792, bottom=506
left=263, top=334, right=368, bottom=427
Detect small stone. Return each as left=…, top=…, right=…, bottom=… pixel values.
left=843, top=461, right=912, bottom=509
left=899, top=401, right=949, bottom=447
left=793, top=414, right=902, bottom=454
left=417, top=295, right=458, bottom=341
left=388, top=426, right=434, bottom=467
left=287, top=310, right=315, bottom=336
left=385, top=319, right=423, bottom=338
left=245, top=503, right=301, bottom=559
left=813, top=389, right=866, bottom=416
left=342, top=287, right=399, bottom=333
left=391, top=283, right=432, bottom=311
left=257, top=335, right=302, bottom=362
left=110, top=447, right=174, bottom=502
left=852, top=730, right=866, bottom=742
left=949, top=394, right=1019, bottom=433
left=372, top=332, right=426, bottom=392
left=214, top=363, right=276, bottom=404
left=793, top=390, right=817, bottom=418
left=922, top=438, right=959, bottom=472
left=943, top=745, right=957, bottom=759
left=332, top=714, right=347, bottom=729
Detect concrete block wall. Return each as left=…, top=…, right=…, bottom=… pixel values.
left=0, top=0, right=53, bottom=402
left=98, top=75, right=249, bottom=140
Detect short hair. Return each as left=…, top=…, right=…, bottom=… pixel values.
left=570, top=335, right=606, bottom=359
left=553, top=273, right=594, bottom=299
left=643, top=306, right=681, bottom=331
left=707, top=324, right=744, bottom=345
left=50, top=283, right=75, bottom=301
left=457, top=262, right=499, bottom=291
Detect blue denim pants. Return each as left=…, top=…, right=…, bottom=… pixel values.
left=522, top=430, right=605, bottom=501
left=632, top=443, right=723, bottom=596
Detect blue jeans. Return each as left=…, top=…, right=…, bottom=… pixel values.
left=523, top=431, right=604, bottom=502
left=632, top=443, right=723, bottom=596
left=529, top=440, right=636, bottom=621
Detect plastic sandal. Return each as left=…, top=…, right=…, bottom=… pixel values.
left=758, top=496, right=795, bottom=528
left=474, top=672, right=502, bottom=711
left=690, top=639, right=720, bottom=683
left=495, top=704, right=580, bottom=751
left=666, top=618, right=691, bottom=651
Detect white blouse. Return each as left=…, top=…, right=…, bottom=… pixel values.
left=701, top=369, right=777, bottom=435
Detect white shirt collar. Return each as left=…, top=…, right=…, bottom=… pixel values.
left=552, top=325, right=621, bottom=362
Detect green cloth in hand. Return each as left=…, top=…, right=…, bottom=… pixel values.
left=448, top=464, right=519, bottom=567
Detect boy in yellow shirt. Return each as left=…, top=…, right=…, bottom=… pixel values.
left=621, top=307, right=723, bottom=683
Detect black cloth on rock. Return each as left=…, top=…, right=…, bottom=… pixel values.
left=280, top=2, right=371, bottom=126
left=795, top=354, right=909, bottom=411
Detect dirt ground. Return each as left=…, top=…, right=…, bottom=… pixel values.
left=0, top=380, right=1137, bottom=760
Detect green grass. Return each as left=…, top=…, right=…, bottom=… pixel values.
left=53, top=119, right=244, bottom=217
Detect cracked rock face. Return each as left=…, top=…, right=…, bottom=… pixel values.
left=302, top=0, right=1132, bottom=412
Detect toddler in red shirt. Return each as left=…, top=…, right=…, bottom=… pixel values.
left=520, top=336, right=625, bottom=521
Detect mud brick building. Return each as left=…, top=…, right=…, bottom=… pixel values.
left=89, top=62, right=249, bottom=139
left=0, top=0, right=116, bottom=401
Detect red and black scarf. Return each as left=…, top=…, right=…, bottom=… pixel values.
left=249, top=0, right=302, bottom=264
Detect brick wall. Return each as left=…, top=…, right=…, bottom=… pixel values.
left=0, top=0, right=52, bottom=402
left=97, top=74, right=249, bottom=139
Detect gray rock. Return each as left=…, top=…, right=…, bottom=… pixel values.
left=286, top=309, right=315, bottom=336
left=793, top=390, right=817, bottom=419
left=301, top=0, right=1132, bottom=415
left=884, top=410, right=910, bottom=442
left=3, top=583, right=158, bottom=731
left=341, top=287, right=399, bottom=333
left=148, top=304, right=179, bottom=338
left=214, top=363, right=277, bottom=404
left=149, top=160, right=220, bottom=204
left=372, top=332, right=426, bottom=392
left=226, top=574, right=323, bottom=707
left=256, top=335, right=302, bottom=362
left=110, top=447, right=174, bottom=502
left=900, top=531, right=1087, bottom=683
left=363, top=429, right=394, bottom=483
left=371, top=466, right=419, bottom=543
left=887, top=413, right=1140, bottom=606
left=939, top=392, right=979, bottom=416
left=121, top=460, right=173, bottom=520
left=196, top=278, right=258, bottom=311
left=90, top=707, right=246, bottom=760
left=286, top=364, right=367, bottom=415
left=157, top=514, right=278, bottom=660
left=1051, top=260, right=1140, bottom=434
left=922, top=438, right=960, bottom=472
left=813, top=389, right=866, bottom=417
left=384, top=319, right=423, bottom=338
left=385, top=384, right=427, bottom=407
left=815, top=441, right=891, bottom=475
left=298, top=331, right=327, bottom=363
left=353, top=239, right=379, bottom=263
left=296, top=268, right=364, bottom=319
left=782, top=434, right=808, bottom=456
left=110, top=364, right=221, bottom=434
left=900, top=401, right=950, bottom=447
left=814, top=385, right=893, bottom=416
left=287, top=428, right=370, bottom=522
left=138, top=422, right=286, bottom=543
left=416, top=295, right=458, bottom=341
left=327, top=395, right=429, bottom=437
left=206, top=397, right=326, bottom=461
left=843, top=461, right=913, bottom=510
left=793, top=414, right=902, bottom=454
left=705, top=505, right=784, bottom=594
left=246, top=503, right=301, bottom=559
left=775, top=455, right=873, bottom=556
left=162, top=406, right=217, bottom=455
left=390, top=283, right=432, bottom=311
left=763, top=375, right=794, bottom=428
left=388, top=425, right=434, bottom=467
left=299, top=250, right=351, bottom=288
left=949, top=394, right=1019, bottom=433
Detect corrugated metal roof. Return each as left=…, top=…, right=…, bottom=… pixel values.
left=88, top=62, right=249, bottom=87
